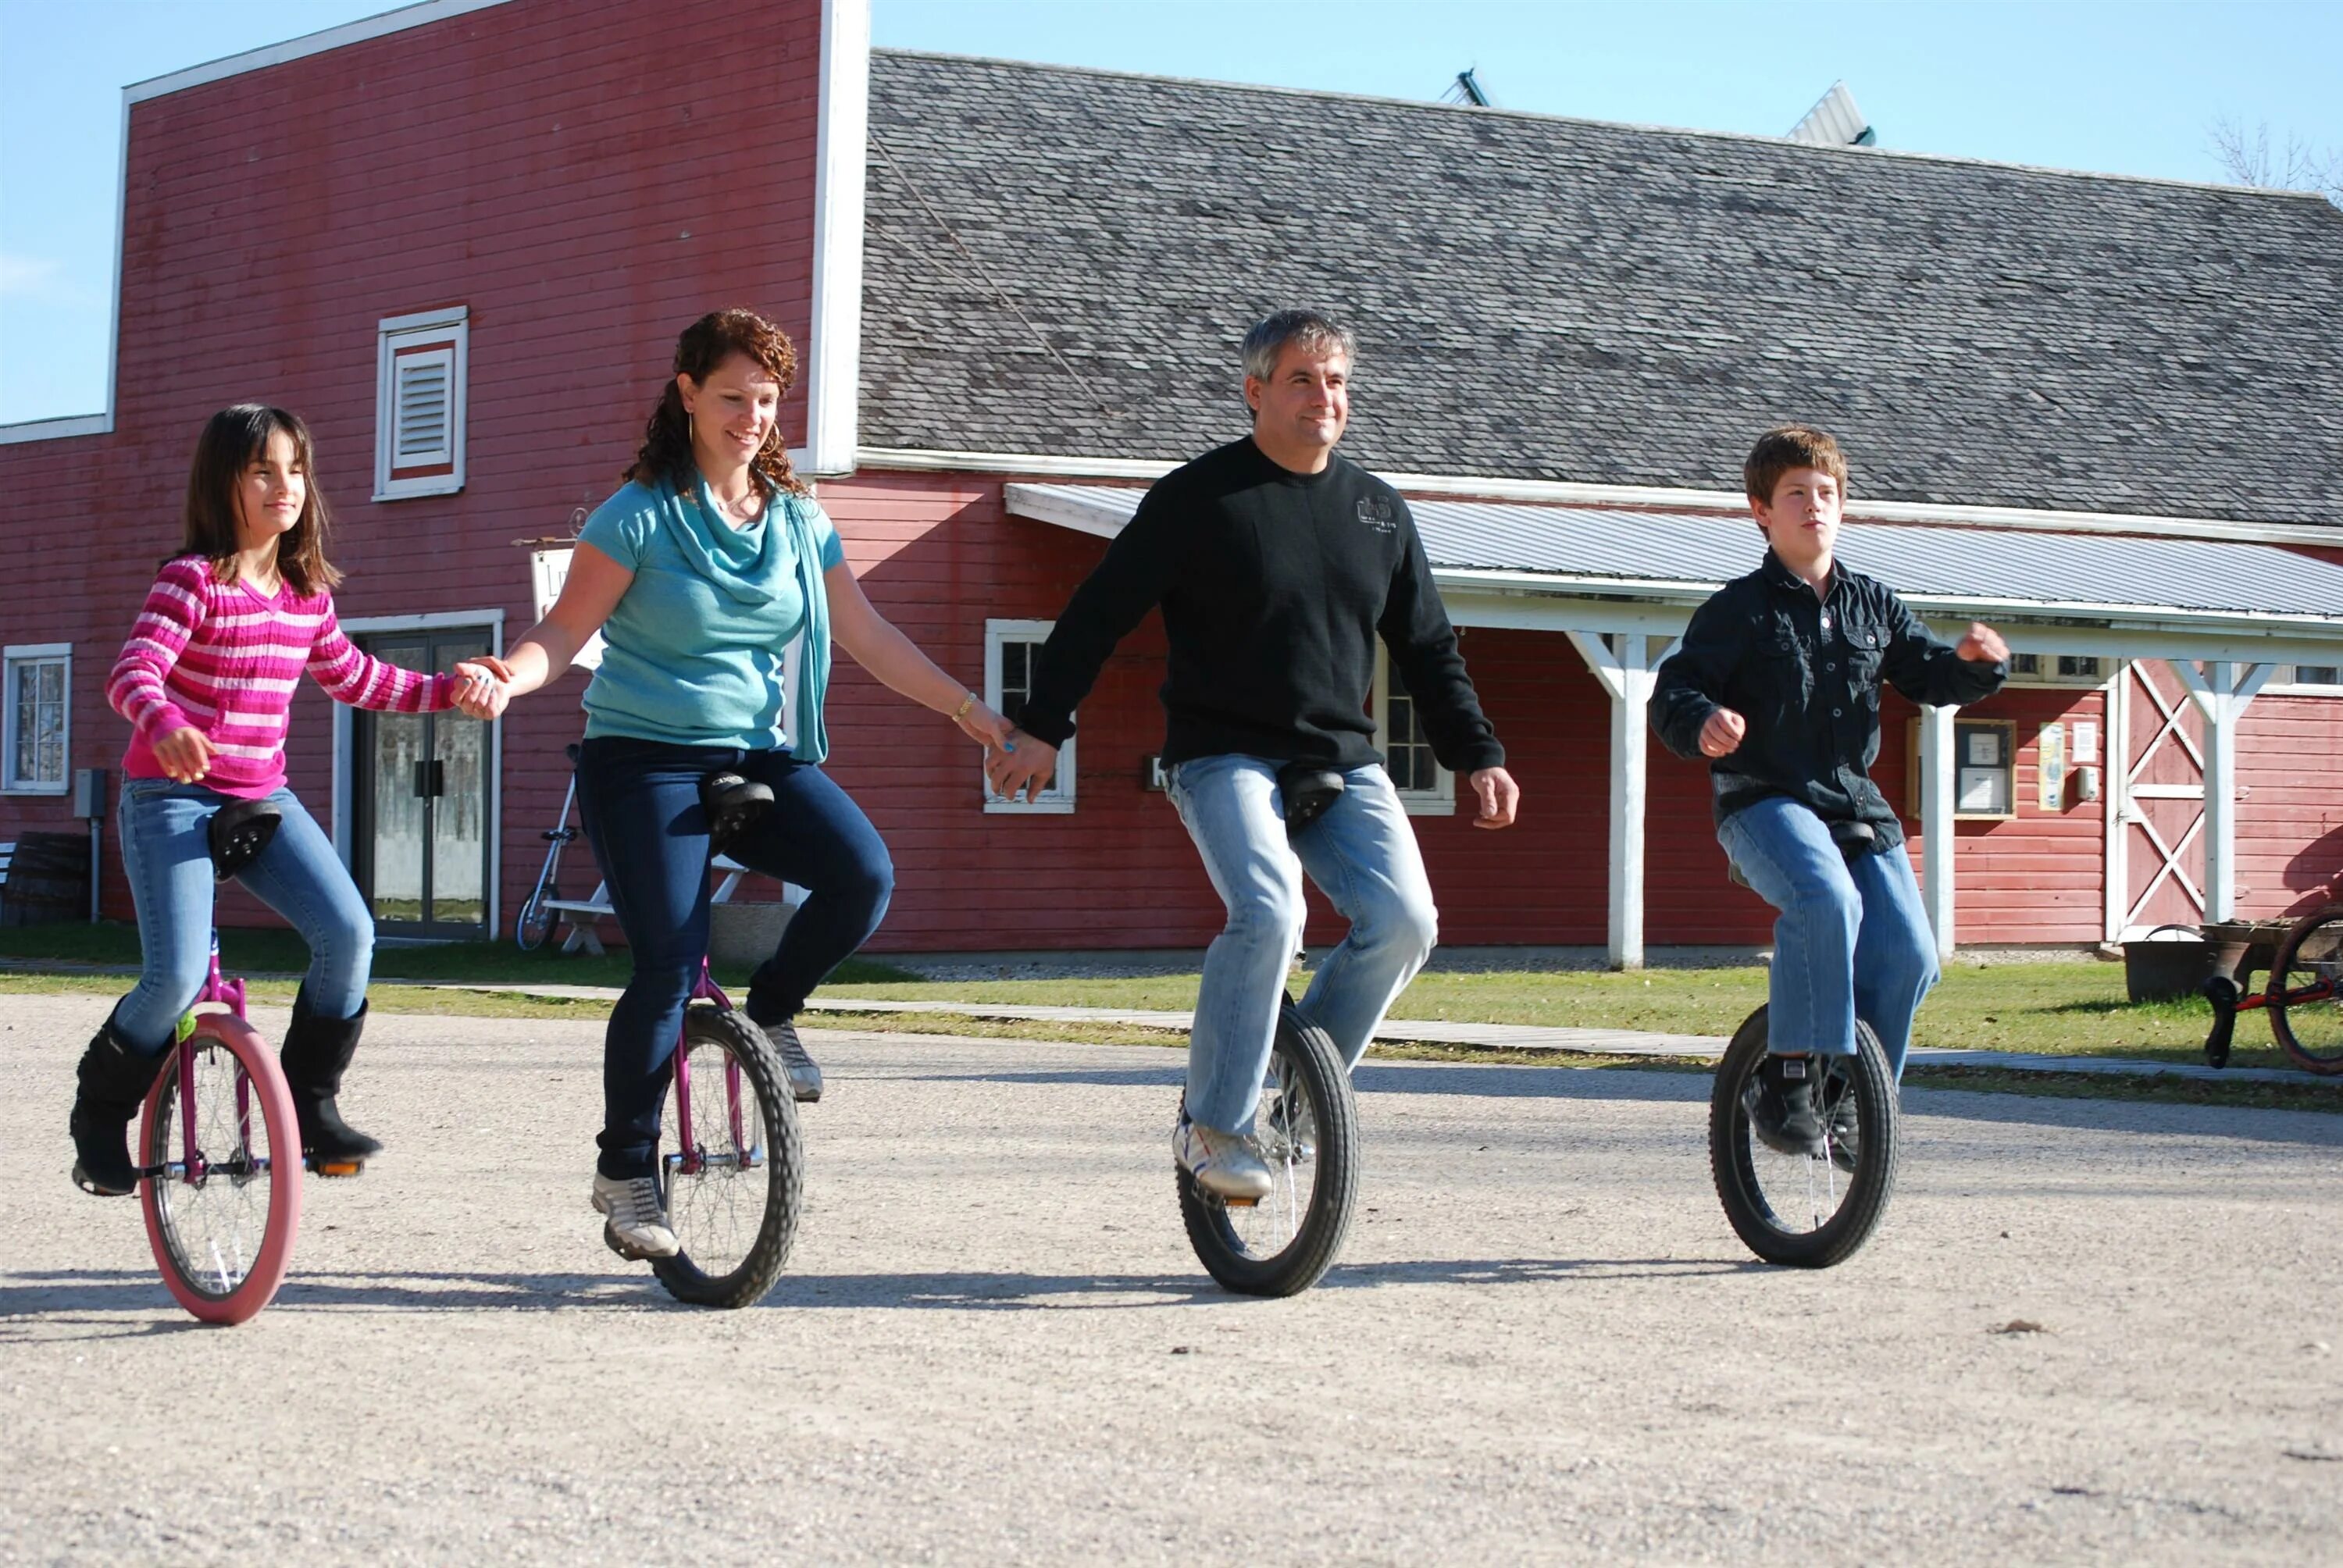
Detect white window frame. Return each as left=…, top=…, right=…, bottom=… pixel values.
left=2262, top=663, right=2343, bottom=697
left=1374, top=648, right=1455, bottom=816
left=373, top=305, right=469, bottom=501
left=2006, top=652, right=2109, bottom=688
left=2, top=643, right=72, bottom=796
left=985, top=619, right=1074, bottom=814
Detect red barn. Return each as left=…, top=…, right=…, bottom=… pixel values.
left=5, top=0, right=2342, bottom=964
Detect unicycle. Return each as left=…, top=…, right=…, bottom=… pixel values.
left=640, top=958, right=805, bottom=1307
left=1708, top=1004, right=1900, bottom=1268
left=1177, top=1000, right=1360, bottom=1298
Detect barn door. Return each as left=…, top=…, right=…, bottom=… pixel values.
left=2112, top=660, right=2206, bottom=937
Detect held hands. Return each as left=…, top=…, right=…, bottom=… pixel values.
left=1699, top=707, right=1748, bottom=758
left=987, top=730, right=1061, bottom=803
left=451, top=655, right=515, bottom=721
left=954, top=694, right=1014, bottom=753
left=152, top=725, right=218, bottom=783
left=1468, top=766, right=1521, bottom=830
left=1956, top=622, right=2010, bottom=665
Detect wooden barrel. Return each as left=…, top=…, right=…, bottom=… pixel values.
left=0, top=831, right=90, bottom=926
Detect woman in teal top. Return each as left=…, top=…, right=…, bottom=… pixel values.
left=494, top=309, right=1011, bottom=1261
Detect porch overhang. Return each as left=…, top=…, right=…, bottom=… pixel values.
left=1004, top=482, right=2343, bottom=964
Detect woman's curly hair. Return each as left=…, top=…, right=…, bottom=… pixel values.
left=627, top=308, right=808, bottom=495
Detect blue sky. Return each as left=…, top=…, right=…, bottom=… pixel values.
left=2, top=0, right=2338, bottom=423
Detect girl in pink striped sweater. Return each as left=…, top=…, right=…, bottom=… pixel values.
left=70, top=404, right=505, bottom=1197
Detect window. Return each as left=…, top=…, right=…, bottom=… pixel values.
left=2274, top=664, right=2343, bottom=693
left=2, top=643, right=70, bottom=794
left=374, top=306, right=469, bottom=500
left=1375, top=651, right=1455, bottom=815
left=2009, top=653, right=2103, bottom=686
left=985, top=620, right=1074, bottom=812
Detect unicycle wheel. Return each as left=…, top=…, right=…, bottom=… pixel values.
left=1709, top=1005, right=1900, bottom=1269
left=139, top=1016, right=303, bottom=1324
left=651, top=1006, right=804, bottom=1307
left=1178, top=1001, right=1359, bottom=1298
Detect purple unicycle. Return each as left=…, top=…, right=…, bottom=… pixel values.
left=636, top=958, right=805, bottom=1307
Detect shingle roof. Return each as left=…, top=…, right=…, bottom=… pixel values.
left=1007, top=483, right=2343, bottom=627
left=861, top=51, right=2343, bottom=527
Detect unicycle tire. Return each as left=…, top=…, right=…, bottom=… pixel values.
left=1178, top=1002, right=1359, bottom=1299
left=1709, top=1005, right=1900, bottom=1269
left=139, top=1015, right=303, bottom=1325
left=651, top=1006, right=805, bottom=1308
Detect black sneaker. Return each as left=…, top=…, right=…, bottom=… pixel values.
left=1745, top=1053, right=1828, bottom=1158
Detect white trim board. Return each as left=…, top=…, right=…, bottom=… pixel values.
left=125, top=0, right=515, bottom=103
left=804, top=0, right=871, bottom=476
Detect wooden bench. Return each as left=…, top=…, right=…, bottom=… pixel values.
left=544, top=855, right=804, bottom=956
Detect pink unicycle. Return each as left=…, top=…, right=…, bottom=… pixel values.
left=136, top=929, right=304, bottom=1324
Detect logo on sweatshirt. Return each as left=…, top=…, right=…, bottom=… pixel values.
left=1357, top=497, right=1396, bottom=533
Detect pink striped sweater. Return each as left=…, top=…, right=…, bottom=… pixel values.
left=109, top=555, right=458, bottom=800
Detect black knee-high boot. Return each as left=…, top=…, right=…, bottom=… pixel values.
left=280, top=993, right=383, bottom=1169
left=70, top=1017, right=163, bottom=1196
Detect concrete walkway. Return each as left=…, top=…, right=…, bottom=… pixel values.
left=409, top=982, right=2337, bottom=1087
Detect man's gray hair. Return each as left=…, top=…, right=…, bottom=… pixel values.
left=1240, top=309, right=1357, bottom=383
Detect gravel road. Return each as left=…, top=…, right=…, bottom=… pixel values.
left=3, top=992, right=2339, bottom=1564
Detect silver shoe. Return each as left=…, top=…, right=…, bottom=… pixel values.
left=761, top=1019, right=823, bottom=1103
left=591, top=1171, right=679, bottom=1260
left=1174, top=1113, right=1273, bottom=1202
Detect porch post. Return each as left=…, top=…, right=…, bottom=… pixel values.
left=1565, top=631, right=1659, bottom=970
left=1919, top=702, right=1958, bottom=959
left=2179, top=660, right=2275, bottom=926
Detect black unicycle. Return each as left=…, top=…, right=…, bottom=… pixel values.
left=1178, top=1000, right=1360, bottom=1298
left=1709, top=1004, right=1901, bottom=1268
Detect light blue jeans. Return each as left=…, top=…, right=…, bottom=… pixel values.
left=1165, top=755, right=1439, bottom=1133
left=1717, top=795, right=1938, bottom=1080
left=113, top=779, right=374, bottom=1053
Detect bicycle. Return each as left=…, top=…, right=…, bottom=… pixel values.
left=1708, top=1004, right=1902, bottom=1268
left=132, top=800, right=305, bottom=1324
left=515, top=774, right=581, bottom=952
left=633, top=956, right=806, bottom=1307
left=2202, top=899, right=2343, bottom=1074
left=1176, top=998, right=1360, bottom=1298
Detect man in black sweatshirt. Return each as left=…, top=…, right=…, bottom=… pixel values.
left=990, top=309, right=1519, bottom=1201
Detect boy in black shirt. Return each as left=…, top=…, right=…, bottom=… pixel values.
left=992, top=310, right=1518, bottom=1199
left=1653, top=426, right=2007, bottom=1155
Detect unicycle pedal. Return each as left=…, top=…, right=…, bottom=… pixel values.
left=306, top=1156, right=366, bottom=1178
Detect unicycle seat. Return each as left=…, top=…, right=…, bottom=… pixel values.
left=1276, top=761, right=1345, bottom=830
left=207, top=800, right=282, bottom=882
left=700, top=770, right=775, bottom=855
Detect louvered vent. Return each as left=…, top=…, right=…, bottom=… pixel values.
left=374, top=307, right=469, bottom=499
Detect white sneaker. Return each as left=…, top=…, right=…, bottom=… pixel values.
left=1175, top=1113, right=1274, bottom=1203
left=591, top=1172, right=679, bottom=1260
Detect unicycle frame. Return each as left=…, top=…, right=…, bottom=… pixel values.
left=144, top=934, right=254, bottom=1185
left=669, top=957, right=748, bottom=1178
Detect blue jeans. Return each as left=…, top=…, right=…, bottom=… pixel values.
left=574, top=736, right=894, bottom=1179
left=1165, top=755, right=1439, bottom=1134
left=113, top=779, right=374, bottom=1053
left=1717, top=795, right=1938, bottom=1080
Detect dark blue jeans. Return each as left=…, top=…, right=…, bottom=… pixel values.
left=574, top=736, right=894, bottom=1178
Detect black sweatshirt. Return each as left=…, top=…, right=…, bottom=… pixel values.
left=1018, top=438, right=1505, bottom=775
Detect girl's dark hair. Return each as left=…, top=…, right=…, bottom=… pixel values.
left=626, top=308, right=808, bottom=495
left=180, top=404, right=342, bottom=595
